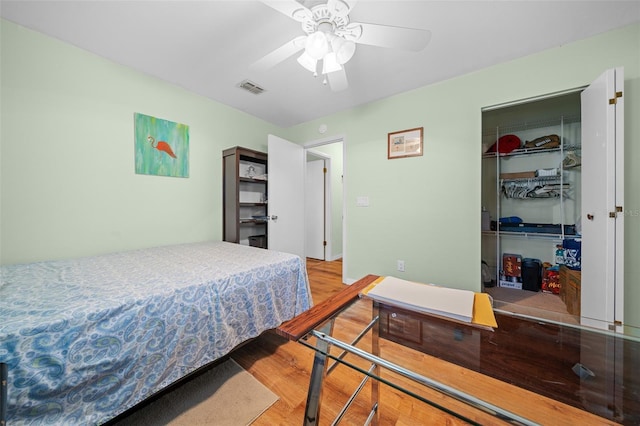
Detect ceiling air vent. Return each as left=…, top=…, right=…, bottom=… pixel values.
left=238, top=79, right=265, bottom=95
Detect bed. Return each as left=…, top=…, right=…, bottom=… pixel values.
left=0, top=241, right=312, bottom=425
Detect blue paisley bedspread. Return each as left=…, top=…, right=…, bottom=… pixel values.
left=0, top=241, right=312, bottom=425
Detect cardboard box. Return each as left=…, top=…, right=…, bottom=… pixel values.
left=503, top=253, right=522, bottom=277
left=559, top=265, right=581, bottom=315
left=499, top=171, right=536, bottom=180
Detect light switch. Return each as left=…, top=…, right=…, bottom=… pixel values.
left=356, top=196, right=369, bottom=207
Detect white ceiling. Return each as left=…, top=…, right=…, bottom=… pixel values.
left=2, top=0, right=639, bottom=127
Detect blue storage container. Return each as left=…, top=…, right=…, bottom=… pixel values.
left=563, top=238, right=581, bottom=270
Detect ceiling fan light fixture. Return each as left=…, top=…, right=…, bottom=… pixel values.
left=333, top=38, right=356, bottom=64
left=297, top=51, right=318, bottom=73
left=305, top=31, right=329, bottom=60
left=254, top=0, right=434, bottom=92
left=322, top=52, right=342, bottom=74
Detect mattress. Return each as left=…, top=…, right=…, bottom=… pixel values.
left=0, top=241, right=312, bottom=425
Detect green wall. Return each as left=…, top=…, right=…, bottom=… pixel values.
left=283, top=23, right=640, bottom=330
left=2, top=18, right=638, bottom=330
left=0, top=20, right=278, bottom=263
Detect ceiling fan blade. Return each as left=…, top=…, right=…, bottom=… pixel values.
left=249, top=35, right=306, bottom=72
left=350, top=22, right=432, bottom=51
left=327, top=68, right=348, bottom=92
left=346, top=0, right=359, bottom=14
left=327, top=0, right=357, bottom=17
left=260, top=0, right=312, bottom=22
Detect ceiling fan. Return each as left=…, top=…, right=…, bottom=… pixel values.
left=250, top=0, right=432, bottom=91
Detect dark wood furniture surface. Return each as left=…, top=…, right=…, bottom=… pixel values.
left=278, top=274, right=639, bottom=425
left=379, top=302, right=638, bottom=425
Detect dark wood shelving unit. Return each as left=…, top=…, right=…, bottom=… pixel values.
left=222, top=146, right=268, bottom=248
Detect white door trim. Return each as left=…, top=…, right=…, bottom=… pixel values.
left=303, top=135, right=348, bottom=283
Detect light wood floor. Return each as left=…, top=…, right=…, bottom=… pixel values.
left=232, top=258, right=353, bottom=425
left=486, top=285, right=580, bottom=325
left=233, top=259, right=614, bottom=426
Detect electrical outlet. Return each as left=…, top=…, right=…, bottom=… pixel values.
left=397, top=260, right=405, bottom=272
left=356, top=196, right=370, bottom=207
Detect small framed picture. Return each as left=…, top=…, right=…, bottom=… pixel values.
left=388, top=127, right=423, bottom=159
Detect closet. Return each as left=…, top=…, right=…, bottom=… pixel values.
left=481, top=67, right=624, bottom=331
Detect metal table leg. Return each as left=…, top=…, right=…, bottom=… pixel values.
left=303, top=320, right=335, bottom=426
left=371, top=303, right=381, bottom=426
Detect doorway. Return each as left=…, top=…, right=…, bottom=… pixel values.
left=304, top=137, right=345, bottom=282
left=305, top=153, right=327, bottom=260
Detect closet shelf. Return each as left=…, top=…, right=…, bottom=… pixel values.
left=497, top=231, right=569, bottom=240
left=482, top=144, right=581, bottom=159
left=482, top=229, right=572, bottom=240
left=500, top=175, right=563, bottom=184
left=482, top=114, right=581, bottom=136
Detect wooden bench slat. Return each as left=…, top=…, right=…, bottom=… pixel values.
left=275, top=274, right=380, bottom=341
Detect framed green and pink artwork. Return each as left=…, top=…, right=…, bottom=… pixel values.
left=135, top=113, right=189, bottom=177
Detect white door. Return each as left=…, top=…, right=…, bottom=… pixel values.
left=306, top=159, right=325, bottom=260
left=267, top=134, right=305, bottom=259
left=581, top=67, right=624, bottom=331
